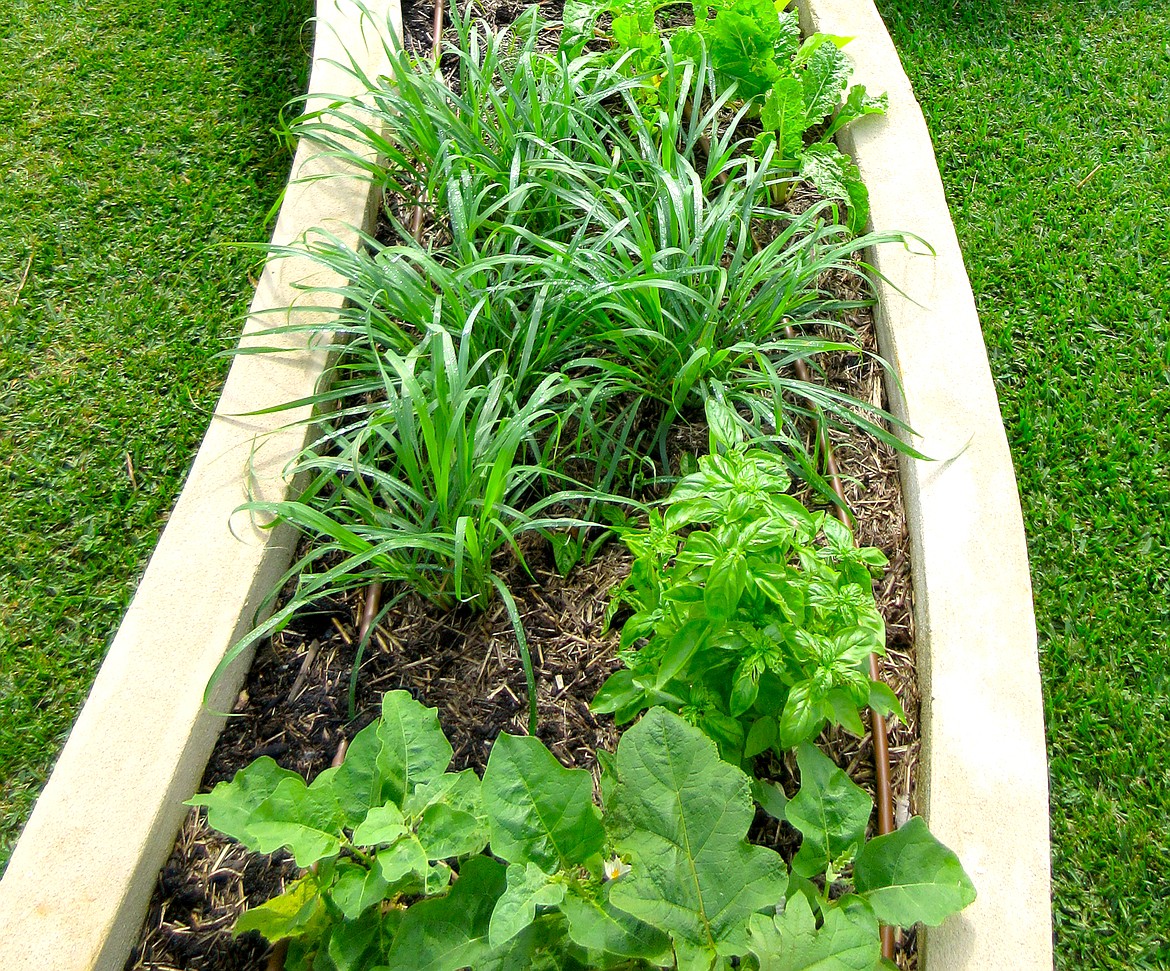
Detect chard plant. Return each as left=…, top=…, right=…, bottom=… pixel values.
left=563, top=0, right=886, bottom=231
left=195, top=691, right=974, bottom=970
left=593, top=401, right=904, bottom=766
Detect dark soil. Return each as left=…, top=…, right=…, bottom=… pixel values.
left=126, top=3, right=921, bottom=969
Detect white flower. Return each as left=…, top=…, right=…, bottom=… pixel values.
left=603, top=855, right=632, bottom=881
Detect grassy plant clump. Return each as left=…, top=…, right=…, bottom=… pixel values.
left=241, top=9, right=912, bottom=652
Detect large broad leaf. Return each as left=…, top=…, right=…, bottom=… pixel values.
left=483, top=733, right=605, bottom=872
left=332, top=721, right=391, bottom=827
left=785, top=743, right=871, bottom=879
left=320, top=907, right=394, bottom=971
left=330, top=860, right=391, bottom=921
left=247, top=775, right=345, bottom=867
left=747, top=893, right=879, bottom=970
left=761, top=78, right=806, bottom=162
left=853, top=817, right=977, bottom=926
left=800, top=43, right=852, bottom=124
left=488, top=863, right=566, bottom=949
left=386, top=856, right=508, bottom=971
left=705, top=8, right=781, bottom=99
left=376, top=691, right=454, bottom=806
left=559, top=879, right=673, bottom=963
left=559, top=0, right=602, bottom=55
left=608, top=708, right=788, bottom=964
left=416, top=801, right=490, bottom=861
left=560, top=883, right=672, bottom=963
left=234, top=876, right=324, bottom=942
left=189, top=757, right=301, bottom=850
left=825, top=84, right=887, bottom=140
left=799, top=142, right=869, bottom=234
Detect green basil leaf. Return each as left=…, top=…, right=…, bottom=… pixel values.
left=778, top=679, right=827, bottom=749
left=853, top=817, right=977, bottom=926
left=827, top=688, right=867, bottom=738
left=704, top=552, right=747, bottom=619
left=867, top=681, right=907, bottom=724
left=591, top=669, right=644, bottom=717
left=655, top=619, right=707, bottom=688
left=745, top=715, right=779, bottom=759
left=731, top=661, right=761, bottom=717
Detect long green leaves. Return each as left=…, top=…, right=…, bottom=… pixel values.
left=222, top=6, right=920, bottom=715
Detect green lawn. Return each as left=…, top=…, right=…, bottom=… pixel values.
left=875, top=0, right=1170, bottom=967
left=0, top=0, right=312, bottom=868
left=3, top=0, right=1168, bottom=962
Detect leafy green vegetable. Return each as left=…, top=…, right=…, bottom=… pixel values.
left=609, top=707, right=788, bottom=967
left=785, top=744, right=871, bottom=880
left=483, top=732, right=605, bottom=872
left=854, top=817, right=978, bottom=926
left=748, top=893, right=880, bottom=970
left=595, top=401, right=895, bottom=765
left=585, top=0, right=884, bottom=229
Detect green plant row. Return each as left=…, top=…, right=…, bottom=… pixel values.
left=196, top=689, right=973, bottom=970
left=190, top=3, right=977, bottom=967
left=564, top=0, right=886, bottom=230
left=593, top=402, right=905, bottom=767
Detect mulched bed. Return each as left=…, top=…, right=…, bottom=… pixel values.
left=126, top=1, right=921, bottom=968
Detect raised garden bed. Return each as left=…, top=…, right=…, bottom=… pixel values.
left=0, top=0, right=1052, bottom=969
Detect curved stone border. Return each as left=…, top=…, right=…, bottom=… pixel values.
left=797, top=1, right=1053, bottom=967
left=0, top=1, right=1052, bottom=968
left=0, top=1, right=400, bottom=967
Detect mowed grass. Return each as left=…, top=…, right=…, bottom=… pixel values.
left=875, top=0, right=1170, bottom=966
left=0, top=0, right=312, bottom=868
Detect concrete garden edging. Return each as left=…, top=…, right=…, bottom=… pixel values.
left=0, top=0, right=400, bottom=967
left=797, top=0, right=1054, bottom=967
left=0, top=0, right=1052, bottom=968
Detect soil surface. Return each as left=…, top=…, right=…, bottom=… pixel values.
left=127, top=3, right=921, bottom=969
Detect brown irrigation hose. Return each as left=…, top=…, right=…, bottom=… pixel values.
left=264, top=6, right=451, bottom=971
left=784, top=326, right=896, bottom=960
left=359, top=0, right=448, bottom=672
left=696, top=124, right=897, bottom=934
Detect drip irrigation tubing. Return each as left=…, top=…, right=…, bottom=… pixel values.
left=693, top=129, right=897, bottom=948
left=783, top=325, right=897, bottom=961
